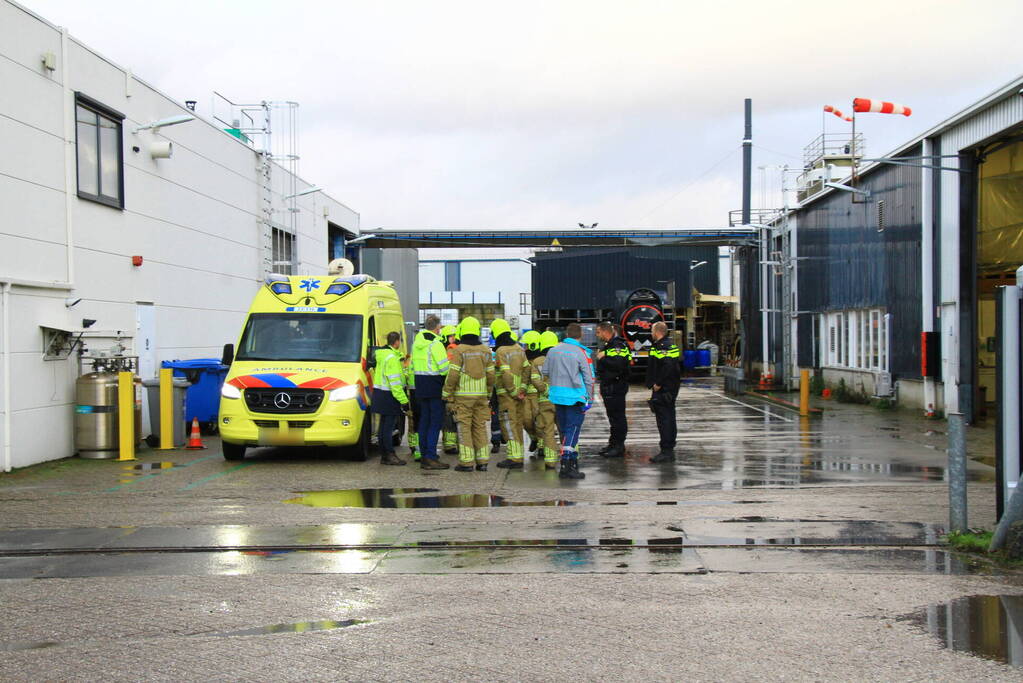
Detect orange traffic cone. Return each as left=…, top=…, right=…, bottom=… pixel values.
left=185, top=417, right=206, bottom=450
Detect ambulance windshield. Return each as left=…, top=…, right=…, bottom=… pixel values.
left=236, top=313, right=363, bottom=363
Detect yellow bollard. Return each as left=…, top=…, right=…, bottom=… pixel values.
left=118, top=371, right=136, bottom=461
left=800, top=368, right=810, bottom=417
left=158, top=367, right=175, bottom=450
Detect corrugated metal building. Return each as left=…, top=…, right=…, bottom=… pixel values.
left=533, top=246, right=719, bottom=312
left=748, top=74, right=1023, bottom=416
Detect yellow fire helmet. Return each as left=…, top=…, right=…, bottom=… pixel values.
left=457, top=316, right=481, bottom=338
left=490, top=318, right=511, bottom=339
left=539, top=330, right=560, bottom=350
left=520, top=330, right=541, bottom=351
left=440, top=325, right=457, bottom=338
left=509, top=331, right=518, bottom=342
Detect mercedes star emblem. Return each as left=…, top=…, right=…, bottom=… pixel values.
left=274, top=392, right=292, bottom=409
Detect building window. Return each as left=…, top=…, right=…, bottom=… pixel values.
left=272, top=228, right=295, bottom=274
left=444, top=262, right=460, bottom=292
left=822, top=308, right=888, bottom=372
left=519, top=292, right=531, bottom=315
left=75, top=93, right=124, bottom=209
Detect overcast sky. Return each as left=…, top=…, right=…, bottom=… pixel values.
left=25, top=0, right=1023, bottom=229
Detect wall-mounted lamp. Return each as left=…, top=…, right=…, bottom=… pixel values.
left=577, top=222, right=598, bottom=229
left=133, top=114, right=195, bottom=134
left=150, top=140, right=173, bottom=159
left=690, top=260, right=708, bottom=271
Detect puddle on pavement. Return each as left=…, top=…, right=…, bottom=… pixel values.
left=283, top=488, right=742, bottom=509
left=210, top=619, right=368, bottom=638
left=904, top=595, right=1023, bottom=668
left=0, top=640, right=60, bottom=652
left=0, top=620, right=369, bottom=651
left=283, top=488, right=573, bottom=508
left=117, top=461, right=179, bottom=483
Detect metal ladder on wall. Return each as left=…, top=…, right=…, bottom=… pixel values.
left=211, top=94, right=300, bottom=279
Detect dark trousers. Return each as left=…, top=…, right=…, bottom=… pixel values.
left=600, top=384, right=628, bottom=446
left=416, top=396, right=444, bottom=459
left=650, top=388, right=678, bottom=450
left=489, top=391, right=503, bottom=445
left=377, top=413, right=397, bottom=455
left=554, top=402, right=586, bottom=457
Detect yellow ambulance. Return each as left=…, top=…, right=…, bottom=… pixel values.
left=218, top=271, right=405, bottom=461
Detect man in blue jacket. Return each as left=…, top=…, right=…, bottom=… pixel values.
left=542, top=323, right=594, bottom=480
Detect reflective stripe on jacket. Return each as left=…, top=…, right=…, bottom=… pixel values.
left=372, top=347, right=408, bottom=404
left=442, top=343, right=495, bottom=399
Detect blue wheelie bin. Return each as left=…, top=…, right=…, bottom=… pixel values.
left=161, top=359, right=229, bottom=435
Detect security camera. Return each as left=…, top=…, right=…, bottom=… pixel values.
left=82, top=319, right=97, bottom=329
left=1019, top=87, right=1023, bottom=98
left=64, top=297, right=81, bottom=308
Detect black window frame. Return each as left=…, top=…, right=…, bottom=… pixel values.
left=74, top=92, right=125, bottom=210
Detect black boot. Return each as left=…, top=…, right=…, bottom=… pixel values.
left=602, top=444, right=625, bottom=458
left=475, top=463, right=488, bottom=472
left=420, top=458, right=450, bottom=470
left=444, top=446, right=458, bottom=455
left=597, top=443, right=613, bottom=456
left=650, top=449, right=676, bottom=463
left=381, top=452, right=406, bottom=466
left=528, top=439, right=538, bottom=452
left=558, top=457, right=585, bottom=480
left=491, top=442, right=501, bottom=454
left=496, top=458, right=523, bottom=469
left=454, top=463, right=475, bottom=472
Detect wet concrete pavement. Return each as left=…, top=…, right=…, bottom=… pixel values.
left=2, top=378, right=1021, bottom=679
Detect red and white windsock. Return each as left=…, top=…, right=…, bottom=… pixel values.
left=824, top=105, right=853, bottom=122
left=852, top=98, right=912, bottom=117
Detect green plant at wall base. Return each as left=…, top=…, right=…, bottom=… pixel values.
left=871, top=397, right=894, bottom=410
left=945, top=530, right=993, bottom=553
left=809, top=374, right=825, bottom=396
left=832, top=378, right=870, bottom=404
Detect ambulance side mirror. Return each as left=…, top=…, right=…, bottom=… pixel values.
left=221, top=343, right=234, bottom=366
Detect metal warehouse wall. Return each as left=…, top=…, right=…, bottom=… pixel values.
left=795, top=146, right=923, bottom=379
left=532, top=247, right=713, bottom=310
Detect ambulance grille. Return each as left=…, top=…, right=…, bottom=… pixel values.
left=244, top=388, right=324, bottom=414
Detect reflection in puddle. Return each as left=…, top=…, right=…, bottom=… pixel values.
left=211, top=619, right=368, bottom=637
left=906, top=595, right=1023, bottom=668
left=283, top=488, right=727, bottom=509
left=284, top=488, right=573, bottom=508
left=116, top=461, right=179, bottom=484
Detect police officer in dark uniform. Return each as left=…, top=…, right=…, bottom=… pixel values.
left=595, top=321, right=632, bottom=458
left=646, top=321, right=681, bottom=463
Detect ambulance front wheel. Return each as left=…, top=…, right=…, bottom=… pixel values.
left=223, top=442, right=246, bottom=461
left=345, top=416, right=370, bottom=462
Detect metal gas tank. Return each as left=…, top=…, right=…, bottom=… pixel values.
left=75, top=372, right=140, bottom=459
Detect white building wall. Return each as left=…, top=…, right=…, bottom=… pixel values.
left=0, top=0, right=360, bottom=469
left=418, top=248, right=534, bottom=328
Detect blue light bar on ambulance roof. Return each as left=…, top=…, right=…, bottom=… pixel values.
left=325, top=275, right=369, bottom=296
left=264, top=274, right=292, bottom=295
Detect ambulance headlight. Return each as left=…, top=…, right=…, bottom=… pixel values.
left=221, top=384, right=242, bottom=399
left=329, top=385, right=359, bottom=402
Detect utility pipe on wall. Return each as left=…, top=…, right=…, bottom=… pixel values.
left=2, top=281, right=11, bottom=473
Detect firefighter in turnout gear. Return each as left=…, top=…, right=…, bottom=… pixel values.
left=491, top=319, right=528, bottom=469
left=532, top=331, right=561, bottom=468
left=443, top=316, right=496, bottom=471
left=646, top=321, right=681, bottom=463
left=519, top=330, right=542, bottom=454
left=440, top=325, right=459, bottom=455
left=595, top=321, right=632, bottom=458
left=370, top=331, right=410, bottom=466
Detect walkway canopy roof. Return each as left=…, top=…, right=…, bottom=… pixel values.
left=351, top=227, right=758, bottom=249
